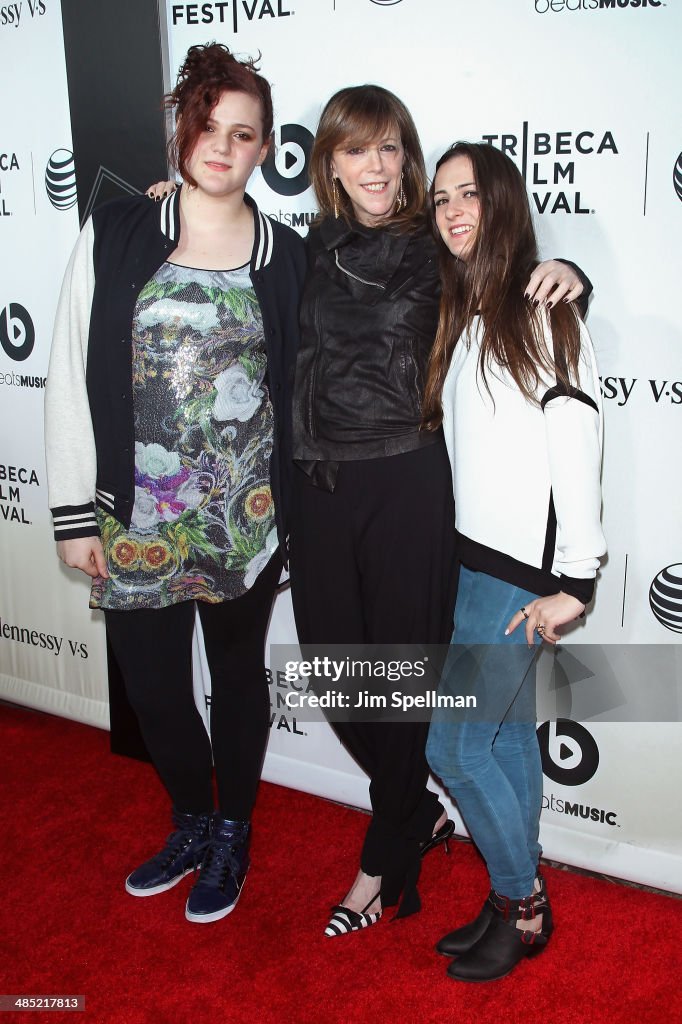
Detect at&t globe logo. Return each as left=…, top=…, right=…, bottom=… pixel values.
left=261, top=124, right=314, bottom=197
left=45, top=149, right=77, bottom=211
left=674, top=153, right=682, bottom=203
left=649, top=564, right=682, bottom=633
left=536, top=720, right=599, bottom=786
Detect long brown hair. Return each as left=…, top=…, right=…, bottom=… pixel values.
left=166, top=43, right=274, bottom=187
left=422, top=142, right=582, bottom=429
left=309, top=85, right=428, bottom=231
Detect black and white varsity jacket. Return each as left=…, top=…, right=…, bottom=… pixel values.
left=45, top=190, right=306, bottom=561
left=441, top=314, right=606, bottom=605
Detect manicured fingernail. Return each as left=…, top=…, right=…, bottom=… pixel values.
left=504, top=629, right=510, bottom=636
left=533, top=299, right=540, bottom=308
left=546, top=300, right=553, bottom=310
left=524, top=292, right=530, bottom=300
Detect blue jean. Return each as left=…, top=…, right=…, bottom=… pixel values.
left=426, top=566, right=542, bottom=897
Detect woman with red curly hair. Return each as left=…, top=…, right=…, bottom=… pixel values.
left=44, top=44, right=306, bottom=924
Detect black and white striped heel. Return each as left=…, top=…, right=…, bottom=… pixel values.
left=324, top=895, right=382, bottom=937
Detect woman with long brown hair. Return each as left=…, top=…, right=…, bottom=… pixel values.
left=289, top=92, right=590, bottom=935
left=424, top=142, right=605, bottom=980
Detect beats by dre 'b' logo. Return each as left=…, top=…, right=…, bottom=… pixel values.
left=536, top=720, right=599, bottom=786
left=0, top=303, right=35, bottom=362
left=261, top=123, right=314, bottom=197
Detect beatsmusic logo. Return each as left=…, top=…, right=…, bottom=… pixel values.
left=0, top=303, right=35, bottom=361
left=481, top=125, right=618, bottom=215
left=535, top=0, right=662, bottom=11
left=0, top=370, right=46, bottom=389
left=170, top=1, right=293, bottom=32
left=649, top=564, right=682, bottom=633
left=542, top=793, right=619, bottom=827
left=261, top=123, right=313, bottom=198
left=45, top=149, right=77, bottom=211
left=536, top=720, right=599, bottom=786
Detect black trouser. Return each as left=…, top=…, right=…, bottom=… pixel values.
left=289, top=442, right=458, bottom=911
left=104, top=554, right=281, bottom=821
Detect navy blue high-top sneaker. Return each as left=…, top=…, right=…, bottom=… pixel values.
left=125, top=809, right=211, bottom=897
left=185, top=816, right=250, bottom=923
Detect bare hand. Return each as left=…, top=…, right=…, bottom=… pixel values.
left=57, top=537, right=109, bottom=579
left=146, top=180, right=178, bottom=201
left=525, top=260, right=584, bottom=308
left=505, top=592, right=585, bottom=645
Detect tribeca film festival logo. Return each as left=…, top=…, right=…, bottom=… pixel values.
left=534, top=0, right=662, bottom=12
left=0, top=464, right=40, bottom=525
left=649, top=564, right=682, bottom=633
left=170, top=1, right=293, bottom=31
left=480, top=126, right=617, bottom=215
left=0, top=0, right=45, bottom=29
left=0, top=150, right=19, bottom=217
left=45, top=149, right=77, bottom=211
left=537, top=720, right=619, bottom=827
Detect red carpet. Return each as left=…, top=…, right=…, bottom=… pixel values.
left=2, top=703, right=680, bottom=1024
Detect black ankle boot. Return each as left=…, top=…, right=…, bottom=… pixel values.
left=436, top=890, right=495, bottom=957
left=446, top=878, right=553, bottom=983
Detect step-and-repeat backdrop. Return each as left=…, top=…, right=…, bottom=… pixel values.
left=1, top=0, right=680, bottom=893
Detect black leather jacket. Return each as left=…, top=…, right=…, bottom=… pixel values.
left=292, top=215, right=443, bottom=472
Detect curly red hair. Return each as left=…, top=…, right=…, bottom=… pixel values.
left=167, top=43, right=273, bottom=187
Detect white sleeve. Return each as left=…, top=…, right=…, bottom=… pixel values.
left=44, top=216, right=99, bottom=537
left=543, top=318, right=606, bottom=589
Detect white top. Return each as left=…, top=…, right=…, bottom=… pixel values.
left=441, top=312, right=606, bottom=602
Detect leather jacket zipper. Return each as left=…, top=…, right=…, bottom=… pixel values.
left=334, top=249, right=385, bottom=289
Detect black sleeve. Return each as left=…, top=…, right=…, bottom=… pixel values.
left=556, top=258, right=592, bottom=319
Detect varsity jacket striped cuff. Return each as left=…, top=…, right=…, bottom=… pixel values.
left=51, top=503, right=99, bottom=540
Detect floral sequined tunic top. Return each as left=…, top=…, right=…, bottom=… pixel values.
left=90, top=262, right=277, bottom=610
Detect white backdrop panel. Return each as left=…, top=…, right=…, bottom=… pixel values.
left=169, top=0, right=682, bottom=892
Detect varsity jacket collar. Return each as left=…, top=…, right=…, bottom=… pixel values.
left=157, top=188, right=275, bottom=270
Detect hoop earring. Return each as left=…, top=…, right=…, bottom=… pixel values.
left=332, top=176, right=340, bottom=219
left=395, top=172, right=406, bottom=213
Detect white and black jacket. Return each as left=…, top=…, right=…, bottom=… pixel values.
left=441, top=314, right=606, bottom=605
left=45, top=191, right=306, bottom=560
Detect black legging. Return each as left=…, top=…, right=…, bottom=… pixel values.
left=289, top=442, right=458, bottom=913
left=104, top=554, right=281, bottom=820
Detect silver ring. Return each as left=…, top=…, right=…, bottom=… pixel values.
left=536, top=624, right=546, bottom=635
